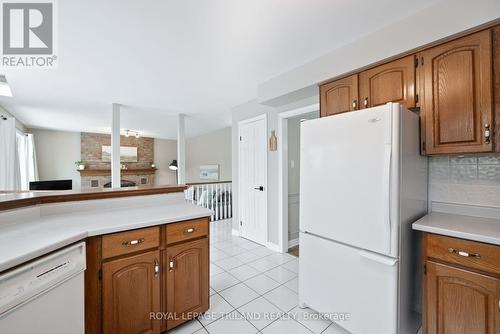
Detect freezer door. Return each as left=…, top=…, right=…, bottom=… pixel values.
left=300, top=104, right=397, bottom=255
left=299, top=232, right=398, bottom=334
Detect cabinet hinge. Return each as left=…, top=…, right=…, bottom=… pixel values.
left=423, top=264, right=427, bottom=275
left=98, top=269, right=102, bottom=280
left=240, top=221, right=243, bottom=226
left=422, top=141, right=426, bottom=153
left=421, top=57, right=424, bottom=66
left=239, top=136, right=242, bottom=141
left=415, top=57, right=419, bottom=67
left=415, top=94, right=419, bottom=103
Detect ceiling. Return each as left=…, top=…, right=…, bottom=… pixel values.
left=0, top=0, right=440, bottom=139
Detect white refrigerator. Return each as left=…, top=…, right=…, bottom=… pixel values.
left=299, top=103, right=427, bottom=334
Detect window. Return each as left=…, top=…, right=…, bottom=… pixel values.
left=16, top=131, right=38, bottom=190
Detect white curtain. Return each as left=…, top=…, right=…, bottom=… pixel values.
left=0, top=118, right=20, bottom=190
left=16, top=131, right=38, bottom=190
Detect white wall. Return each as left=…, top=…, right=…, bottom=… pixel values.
left=186, top=127, right=232, bottom=183
left=258, top=0, right=500, bottom=106
left=30, top=128, right=81, bottom=190
left=154, top=138, right=177, bottom=186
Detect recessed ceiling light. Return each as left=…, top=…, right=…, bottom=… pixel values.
left=0, top=75, right=13, bottom=97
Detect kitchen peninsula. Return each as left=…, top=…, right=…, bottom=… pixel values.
left=0, top=185, right=212, bottom=334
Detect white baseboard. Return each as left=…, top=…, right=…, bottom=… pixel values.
left=266, top=242, right=281, bottom=252
left=288, top=238, right=299, bottom=249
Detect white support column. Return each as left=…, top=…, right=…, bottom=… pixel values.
left=111, top=103, right=121, bottom=188
left=177, top=113, right=186, bottom=184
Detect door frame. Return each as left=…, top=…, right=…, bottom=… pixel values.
left=278, top=103, right=319, bottom=253
left=237, top=113, right=268, bottom=245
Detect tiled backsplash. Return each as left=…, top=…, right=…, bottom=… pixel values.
left=429, top=154, right=500, bottom=208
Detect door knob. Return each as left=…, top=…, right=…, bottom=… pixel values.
left=254, top=186, right=264, bottom=191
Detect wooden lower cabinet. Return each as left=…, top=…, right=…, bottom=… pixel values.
left=423, top=233, right=500, bottom=334
left=102, top=250, right=161, bottom=334
left=85, top=218, right=210, bottom=334
left=164, top=238, right=209, bottom=330
left=425, top=261, right=500, bottom=334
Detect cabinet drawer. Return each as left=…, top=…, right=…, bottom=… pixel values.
left=102, top=226, right=160, bottom=259
left=166, top=218, right=208, bottom=245
left=426, top=234, right=500, bottom=276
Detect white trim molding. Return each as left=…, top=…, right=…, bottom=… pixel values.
left=266, top=242, right=281, bottom=253
left=277, top=103, right=319, bottom=253
left=288, top=238, right=299, bottom=249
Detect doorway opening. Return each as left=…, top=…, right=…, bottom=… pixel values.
left=278, top=104, right=319, bottom=255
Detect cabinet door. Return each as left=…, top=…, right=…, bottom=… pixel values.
left=165, top=238, right=209, bottom=330
left=320, top=74, right=359, bottom=117
left=425, top=261, right=500, bottom=334
left=421, top=30, right=493, bottom=154
left=359, top=55, right=416, bottom=109
left=103, top=250, right=161, bottom=334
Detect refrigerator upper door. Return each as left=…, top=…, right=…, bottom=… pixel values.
left=300, top=104, right=396, bottom=256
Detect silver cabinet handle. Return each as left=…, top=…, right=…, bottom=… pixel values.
left=352, top=99, right=357, bottom=110
left=169, top=257, right=174, bottom=272
left=448, top=248, right=481, bottom=258
left=364, top=97, right=368, bottom=107
left=485, top=124, right=491, bottom=144
left=154, top=259, right=159, bottom=277
left=122, top=238, right=145, bottom=246
left=184, top=227, right=196, bottom=234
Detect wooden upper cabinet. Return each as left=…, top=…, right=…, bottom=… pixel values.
left=320, top=74, right=358, bottom=117
left=421, top=30, right=493, bottom=154
left=102, top=250, right=161, bottom=334
left=425, top=261, right=500, bottom=334
left=165, top=238, right=209, bottom=330
left=359, top=55, right=416, bottom=109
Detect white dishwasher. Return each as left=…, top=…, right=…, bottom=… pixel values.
left=0, top=242, right=86, bottom=334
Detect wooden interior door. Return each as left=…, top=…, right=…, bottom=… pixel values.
left=165, top=238, right=209, bottom=330
left=425, top=261, right=500, bottom=334
left=359, top=55, right=416, bottom=109
left=102, top=250, right=161, bottom=334
left=421, top=30, right=493, bottom=154
left=320, top=74, right=359, bottom=117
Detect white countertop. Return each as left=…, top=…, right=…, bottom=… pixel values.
left=0, top=193, right=212, bottom=272
left=412, top=212, right=500, bottom=246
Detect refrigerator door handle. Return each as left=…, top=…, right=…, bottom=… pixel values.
left=382, top=144, right=392, bottom=241
left=359, top=250, right=398, bottom=266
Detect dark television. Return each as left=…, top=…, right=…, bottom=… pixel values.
left=29, top=180, right=73, bottom=191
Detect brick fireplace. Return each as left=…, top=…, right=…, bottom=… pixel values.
left=80, top=132, right=156, bottom=189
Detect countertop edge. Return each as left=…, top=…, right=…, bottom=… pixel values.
left=0, top=185, right=188, bottom=212
left=86, top=211, right=213, bottom=236
left=0, top=232, right=88, bottom=273
left=0, top=207, right=212, bottom=273
left=412, top=223, right=500, bottom=246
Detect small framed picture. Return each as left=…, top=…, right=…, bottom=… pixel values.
left=200, top=165, right=219, bottom=180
